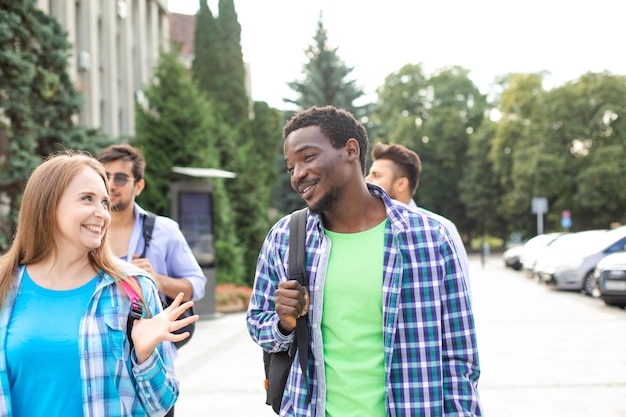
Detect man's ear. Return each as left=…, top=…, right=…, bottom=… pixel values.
left=345, top=138, right=360, bottom=160
left=396, top=176, right=410, bottom=193
left=135, top=179, right=145, bottom=196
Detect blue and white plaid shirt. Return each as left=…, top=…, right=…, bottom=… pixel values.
left=247, top=185, right=482, bottom=416
left=0, top=263, right=179, bottom=416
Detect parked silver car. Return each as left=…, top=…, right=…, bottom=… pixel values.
left=534, top=230, right=606, bottom=283
left=519, top=232, right=564, bottom=278
left=595, top=251, right=626, bottom=307
left=535, top=227, right=626, bottom=294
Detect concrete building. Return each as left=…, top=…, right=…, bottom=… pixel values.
left=36, top=0, right=170, bottom=137
left=169, top=12, right=195, bottom=69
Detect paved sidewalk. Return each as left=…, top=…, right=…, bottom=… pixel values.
left=173, top=255, right=626, bottom=416
left=472, top=256, right=626, bottom=417
left=173, top=310, right=275, bottom=416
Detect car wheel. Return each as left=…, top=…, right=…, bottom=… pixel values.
left=583, top=271, right=600, bottom=297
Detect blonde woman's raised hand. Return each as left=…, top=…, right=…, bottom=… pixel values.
left=131, top=292, right=199, bottom=363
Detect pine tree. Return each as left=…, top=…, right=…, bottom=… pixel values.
left=191, top=0, right=288, bottom=285
left=192, top=0, right=221, bottom=98
left=285, top=14, right=366, bottom=114
left=215, top=0, right=249, bottom=126
left=272, top=14, right=371, bottom=215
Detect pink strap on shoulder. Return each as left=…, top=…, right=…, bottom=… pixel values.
left=119, top=278, right=140, bottom=302
left=119, top=277, right=144, bottom=320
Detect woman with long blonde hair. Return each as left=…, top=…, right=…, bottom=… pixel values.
left=0, top=151, right=197, bottom=416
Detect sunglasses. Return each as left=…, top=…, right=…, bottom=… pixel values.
left=106, top=173, right=137, bottom=187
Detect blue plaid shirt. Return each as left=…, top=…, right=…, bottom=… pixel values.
left=0, top=263, right=179, bottom=416
left=247, top=185, right=482, bottom=416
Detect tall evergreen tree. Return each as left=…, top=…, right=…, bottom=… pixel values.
left=214, top=0, right=249, bottom=126
left=285, top=14, right=365, bottom=115
left=226, top=101, right=284, bottom=285
left=0, top=0, right=113, bottom=251
left=192, top=0, right=221, bottom=98
left=273, top=13, right=368, bottom=216
left=191, top=1, right=286, bottom=285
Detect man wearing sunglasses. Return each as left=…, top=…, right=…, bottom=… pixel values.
left=97, top=144, right=206, bottom=417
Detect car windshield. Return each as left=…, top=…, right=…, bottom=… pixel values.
left=547, top=230, right=607, bottom=254
left=525, top=233, right=561, bottom=248
left=593, top=226, right=626, bottom=252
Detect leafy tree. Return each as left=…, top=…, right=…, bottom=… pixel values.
left=489, top=71, right=626, bottom=235
left=368, top=63, right=430, bottom=144
left=132, top=48, right=244, bottom=284
left=411, top=67, right=487, bottom=232
left=0, top=0, right=113, bottom=251
left=134, top=49, right=216, bottom=213
left=459, top=120, right=507, bottom=243
left=540, top=72, right=626, bottom=230
left=369, top=65, right=487, bottom=237
left=489, top=73, right=546, bottom=236
left=285, top=14, right=366, bottom=115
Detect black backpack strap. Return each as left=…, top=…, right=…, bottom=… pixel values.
left=289, top=208, right=310, bottom=404
left=140, top=212, right=156, bottom=258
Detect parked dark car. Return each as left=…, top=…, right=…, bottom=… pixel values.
left=596, top=251, right=626, bottom=307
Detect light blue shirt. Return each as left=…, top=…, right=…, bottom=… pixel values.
left=120, top=204, right=207, bottom=302
left=401, top=198, right=472, bottom=294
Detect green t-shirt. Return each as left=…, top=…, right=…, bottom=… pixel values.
left=322, top=219, right=387, bottom=417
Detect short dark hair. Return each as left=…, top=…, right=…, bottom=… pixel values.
left=371, top=143, right=422, bottom=195
left=97, top=144, right=146, bottom=180
left=284, top=106, right=369, bottom=175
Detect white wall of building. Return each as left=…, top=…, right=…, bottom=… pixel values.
left=36, top=0, right=170, bottom=137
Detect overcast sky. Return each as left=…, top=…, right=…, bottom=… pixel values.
left=169, top=0, right=626, bottom=110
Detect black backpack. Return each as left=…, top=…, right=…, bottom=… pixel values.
left=263, top=208, right=311, bottom=413
left=141, top=212, right=196, bottom=349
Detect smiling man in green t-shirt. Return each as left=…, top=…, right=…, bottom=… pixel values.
left=247, top=105, right=482, bottom=416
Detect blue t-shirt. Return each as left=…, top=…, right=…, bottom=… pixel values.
left=6, top=269, right=97, bottom=417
